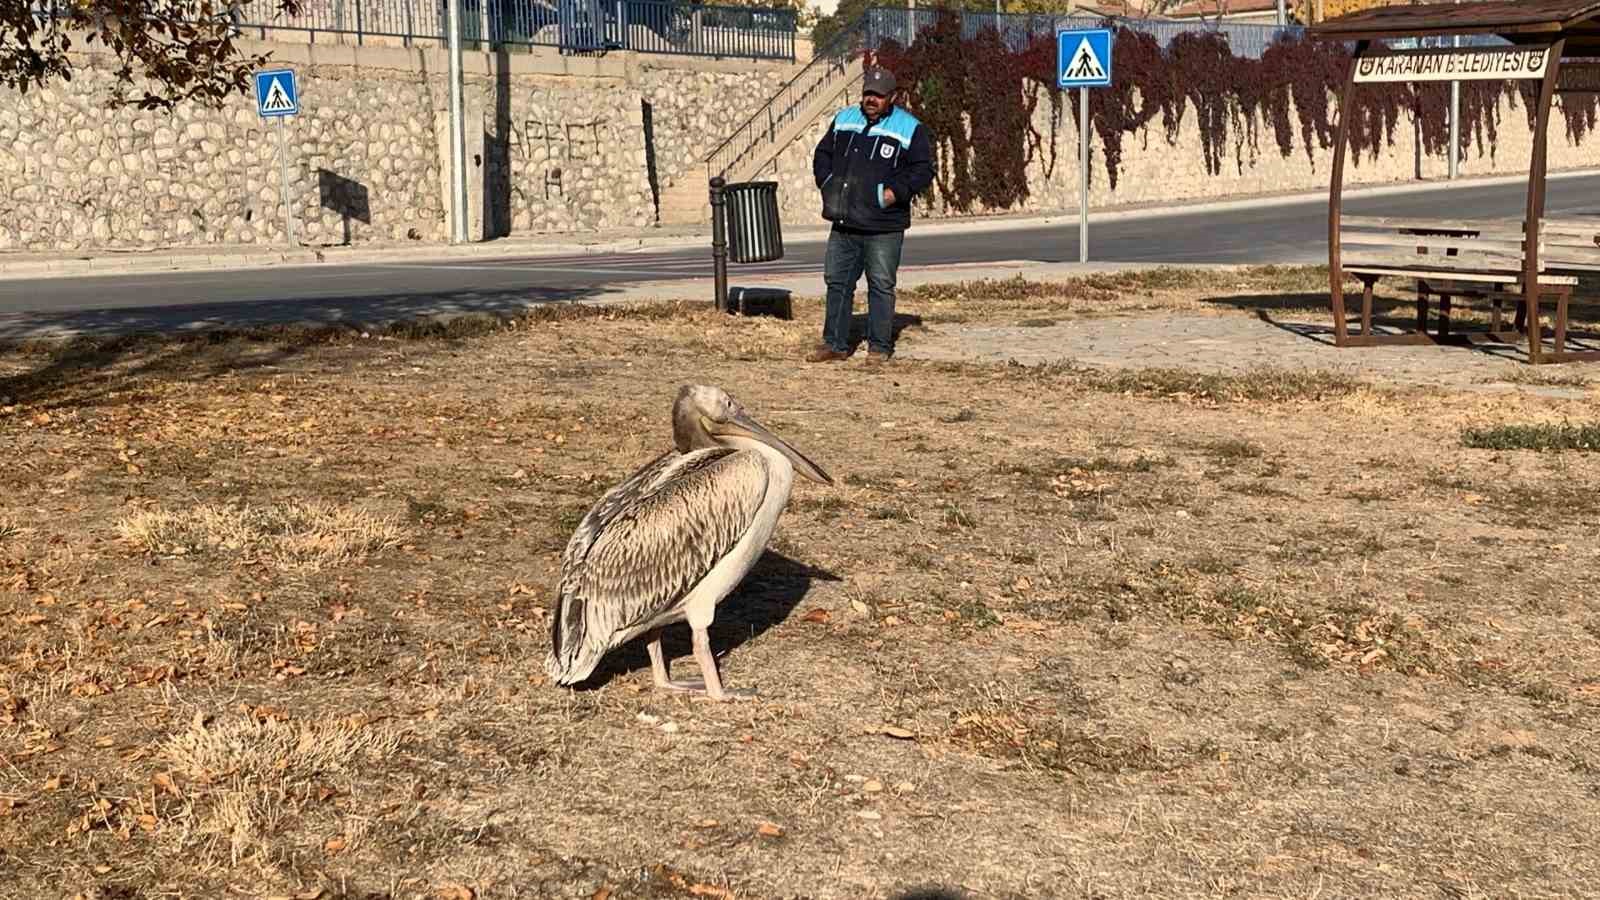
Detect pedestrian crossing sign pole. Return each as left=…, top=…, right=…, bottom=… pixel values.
left=1058, top=29, right=1112, bottom=263
left=254, top=69, right=300, bottom=247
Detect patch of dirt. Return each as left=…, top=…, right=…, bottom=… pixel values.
left=1, top=268, right=1597, bottom=898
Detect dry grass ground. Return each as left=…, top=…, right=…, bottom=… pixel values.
left=1, top=266, right=1597, bottom=899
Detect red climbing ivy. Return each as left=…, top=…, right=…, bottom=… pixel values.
left=868, top=11, right=1590, bottom=213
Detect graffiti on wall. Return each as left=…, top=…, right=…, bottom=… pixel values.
left=507, top=118, right=608, bottom=203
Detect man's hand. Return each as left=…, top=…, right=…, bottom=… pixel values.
left=883, top=187, right=897, bottom=206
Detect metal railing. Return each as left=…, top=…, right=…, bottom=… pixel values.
left=38, top=0, right=796, bottom=60
left=461, top=0, right=796, bottom=58
left=704, top=8, right=870, bottom=179
left=862, top=7, right=1305, bottom=60
left=705, top=7, right=1321, bottom=180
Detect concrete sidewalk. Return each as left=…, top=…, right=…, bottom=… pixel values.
left=6, top=169, right=1594, bottom=281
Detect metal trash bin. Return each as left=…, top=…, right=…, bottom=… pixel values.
left=722, top=181, right=784, bottom=263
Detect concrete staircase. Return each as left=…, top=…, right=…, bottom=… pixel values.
left=657, top=52, right=864, bottom=226
left=657, top=180, right=713, bottom=227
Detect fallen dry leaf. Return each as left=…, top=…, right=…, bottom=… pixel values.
left=151, top=773, right=179, bottom=798
left=324, top=834, right=347, bottom=855
left=878, top=725, right=915, bottom=740
left=801, top=608, right=831, bottom=624
left=756, top=822, right=783, bottom=838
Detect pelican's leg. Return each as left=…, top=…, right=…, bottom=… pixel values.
left=646, top=628, right=705, bottom=693
left=692, top=626, right=755, bottom=702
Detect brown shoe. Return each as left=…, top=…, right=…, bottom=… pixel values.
left=807, top=344, right=850, bottom=363
left=864, top=349, right=893, bottom=365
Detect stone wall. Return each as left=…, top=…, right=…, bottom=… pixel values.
left=3, top=38, right=1596, bottom=254
left=761, top=85, right=1598, bottom=226
left=0, top=51, right=451, bottom=251
left=0, top=40, right=803, bottom=252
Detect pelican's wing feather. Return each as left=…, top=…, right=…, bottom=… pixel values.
left=546, top=447, right=770, bottom=682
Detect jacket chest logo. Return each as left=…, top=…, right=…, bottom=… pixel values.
left=880, top=144, right=895, bottom=159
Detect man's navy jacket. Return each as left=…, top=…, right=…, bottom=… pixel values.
left=812, top=103, right=935, bottom=234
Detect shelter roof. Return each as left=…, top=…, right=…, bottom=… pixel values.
left=1310, top=0, right=1600, bottom=53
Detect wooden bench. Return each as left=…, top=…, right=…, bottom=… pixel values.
left=1337, top=215, right=1600, bottom=364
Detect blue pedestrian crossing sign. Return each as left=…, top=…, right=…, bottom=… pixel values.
left=1058, top=28, right=1113, bottom=88
left=254, top=69, right=299, bottom=117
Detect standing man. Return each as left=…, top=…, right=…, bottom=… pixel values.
left=808, top=67, right=934, bottom=365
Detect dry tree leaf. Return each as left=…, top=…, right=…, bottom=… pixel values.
left=801, top=609, right=831, bottom=624
left=151, top=773, right=180, bottom=797
left=756, top=822, right=783, bottom=838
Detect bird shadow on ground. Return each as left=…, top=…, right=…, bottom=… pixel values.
left=580, top=550, right=841, bottom=691
left=887, top=889, right=972, bottom=900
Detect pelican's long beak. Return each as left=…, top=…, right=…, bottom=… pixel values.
left=719, top=412, right=834, bottom=485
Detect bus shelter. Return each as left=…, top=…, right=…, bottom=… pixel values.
left=1310, top=0, right=1600, bottom=364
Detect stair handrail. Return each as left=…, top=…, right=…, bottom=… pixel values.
left=702, top=9, right=880, bottom=182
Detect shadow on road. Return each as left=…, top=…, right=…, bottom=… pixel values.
left=0, top=283, right=623, bottom=409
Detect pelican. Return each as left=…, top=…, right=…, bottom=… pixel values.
left=545, top=384, right=833, bottom=700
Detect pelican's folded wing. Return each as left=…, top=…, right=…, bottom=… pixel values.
left=547, top=448, right=770, bottom=681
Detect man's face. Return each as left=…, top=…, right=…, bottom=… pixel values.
left=861, top=90, right=890, bottom=119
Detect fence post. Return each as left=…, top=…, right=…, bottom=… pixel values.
left=710, top=176, right=728, bottom=312
left=355, top=0, right=364, bottom=45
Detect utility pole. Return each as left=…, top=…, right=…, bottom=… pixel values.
left=447, top=0, right=468, bottom=243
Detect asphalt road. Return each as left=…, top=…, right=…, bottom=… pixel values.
left=4, top=173, right=1600, bottom=334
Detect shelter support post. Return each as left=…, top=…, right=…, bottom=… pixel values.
left=1327, top=40, right=1367, bottom=347
left=1524, top=38, right=1566, bottom=366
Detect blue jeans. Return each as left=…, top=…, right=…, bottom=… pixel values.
left=822, top=226, right=905, bottom=355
